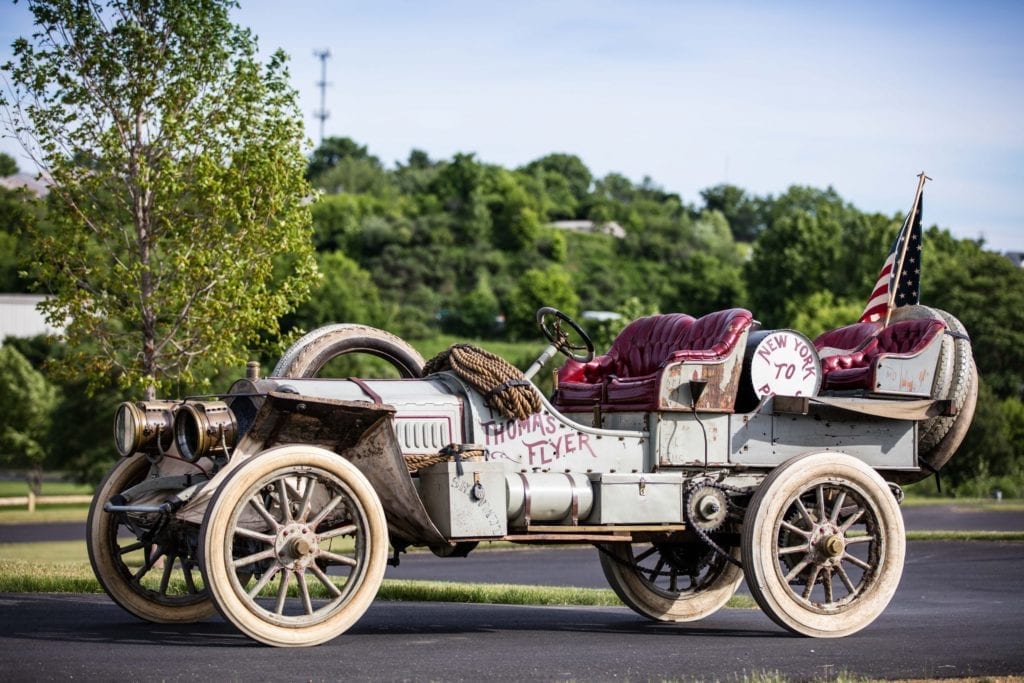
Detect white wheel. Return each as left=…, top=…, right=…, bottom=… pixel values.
left=200, top=445, right=388, bottom=647
left=599, top=541, right=742, bottom=622
left=273, top=324, right=424, bottom=378
left=87, top=457, right=216, bottom=623
left=742, top=452, right=905, bottom=638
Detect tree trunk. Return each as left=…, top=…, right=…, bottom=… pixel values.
left=26, top=465, right=43, bottom=498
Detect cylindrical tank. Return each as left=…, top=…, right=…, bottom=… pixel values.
left=506, top=472, right=594, bottom=526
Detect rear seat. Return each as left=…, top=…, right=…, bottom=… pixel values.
left=815, top=321, right=883, bottom=375
left=819, top=318, right=947, bottom=395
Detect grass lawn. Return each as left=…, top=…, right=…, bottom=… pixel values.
left=0, top=480, right=93, bottom=497
left=0, top=540, right=88, bottom=562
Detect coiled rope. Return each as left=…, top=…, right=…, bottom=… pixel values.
left=424, top=343, right=541, bottom=421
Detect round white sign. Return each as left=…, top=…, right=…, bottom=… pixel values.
left=748, top=329, right=821, bottom=399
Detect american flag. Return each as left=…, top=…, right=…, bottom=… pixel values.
left=859, top=195, right=923, bottom=323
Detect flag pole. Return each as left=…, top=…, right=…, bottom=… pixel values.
left=884, top=171, right=931, bottom=327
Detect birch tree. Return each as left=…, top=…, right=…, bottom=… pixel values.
left=1, top=0, right=317, bottom=398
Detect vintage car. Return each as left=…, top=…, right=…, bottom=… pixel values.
left=89, top=304, right=976, bottom=647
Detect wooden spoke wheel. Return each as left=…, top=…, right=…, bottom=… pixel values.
left=199, top=446, right=388, bottom=647
left=599, top=540, right=742, bottom=622
left=741, top=451, right=905, bottom=638
left=87, top=456, right=215, bottom=623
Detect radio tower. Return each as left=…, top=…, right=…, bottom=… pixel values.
left=313, top=49, right=331, bottom=145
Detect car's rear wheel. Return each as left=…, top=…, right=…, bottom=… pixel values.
left=599, top=540, right=742, bottom=622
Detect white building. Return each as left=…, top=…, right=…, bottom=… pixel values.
left=548, top=220, right=626, bottom=239
left=0, top=294, right=63, bottom=343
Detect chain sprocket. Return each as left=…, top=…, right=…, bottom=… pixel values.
left=682, top=479, right=751, bottom=568
left=686, top=484, right=730, bottom=532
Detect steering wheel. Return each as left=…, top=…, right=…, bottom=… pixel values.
left=536, top=307, right=595, bottom=363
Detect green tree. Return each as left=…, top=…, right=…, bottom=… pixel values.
left=744, top=187, right=852, bottom=326
left=521, top=168, right=577, bottom=220
left=429, top=153, right=492, bottom=246
left=310, top=192, right=404, bottom=253
left=700, top=183, right=769, bottom=242
left=1, top=0, right=317, bottom=398
left=521, top=153, right=593, bottom=220
left=785, top=291, right=864, bottom=339
left=286, top=251, right=386, bottom=331
left=562, top=229, right=646, bottom=311
left=314, top=157, right=394, bottom=196
left=523, top=153, right=592, bottom=204
left=924, top=231, right=1024, bottom=399
left=445, top=271, right=501, bottom=337
left=0, top=185, right=40, bottom=292
left=5, top=334, right=132, bottom=484
left=692, top=209, right=739, bottom=261
left=939, top=378, right=1023, bottom=495
left=0, top=345, right=57, bottom=494
left=484, top=169, right=542, bottom=251
left=307, top=137, right=393, bottom=195
left=504, top=266, right=580, bottom=339
left=592, top=172, right=636, bottom=205
left=664, top=251, right=747, bottom=316
left=0, top=152, right=17, bottom=176
left=394, top=148, right=440, bottom=195
left=306, top=136, right=379, bottom=179
left=536, top=227, right=568, bottom=263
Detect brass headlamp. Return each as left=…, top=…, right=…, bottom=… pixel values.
left=112, top=401, right=177, bottom=457
left=174, top=401, right=238, bottom=463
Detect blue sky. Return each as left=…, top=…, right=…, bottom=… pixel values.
left=2, top=1, right=1022, bottom=251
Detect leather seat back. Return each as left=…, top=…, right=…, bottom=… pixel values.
left=608, top=313, right=696, bottom=377
left=555, top=313, right=694, bottom=388
left=876, top=318, right=945, bottom=355
left=820, top=317, right=947, bottom=392
left=674, top=308, right=753, bottom=361
left=814, top=322, right=882, bottom=353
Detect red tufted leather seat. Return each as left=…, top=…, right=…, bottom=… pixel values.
left=822, top=318, right=946, bottom=392
left=556, top=313, right=696, bottom=408
left=815, top=322, right=883, bottom=354
left=814, top=321, right=883, bottom=375
left=554, top=308, right=754, bottom=412
left=669, top=308, right=755, bottom=363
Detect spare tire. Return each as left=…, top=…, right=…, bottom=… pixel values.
left=273, top=324, right=425, bottom=379
left=887, top=306, right=977, bottom=484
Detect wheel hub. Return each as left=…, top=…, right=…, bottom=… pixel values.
left=808, top=521, right=846, bottom=568
left=821, top=534, right=846, bottom=559
left=274, top=523, right=318, bottom=569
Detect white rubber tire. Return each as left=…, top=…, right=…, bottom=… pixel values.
left=273, top=324, right=425, bottom=378
left=742, top=451, right=905, bottom=638
left=200, top=445, right=388, bottom=647
left=599, top=542, right=743, bottom=622
left=888, top=306, right=977, bottom=483
left=88, top=457, right=216, bottom=623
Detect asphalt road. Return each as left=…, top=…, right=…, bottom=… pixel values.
left=1, top=506, right=1022, bottom=680
left=1, top=540, right=1023, bottom=681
